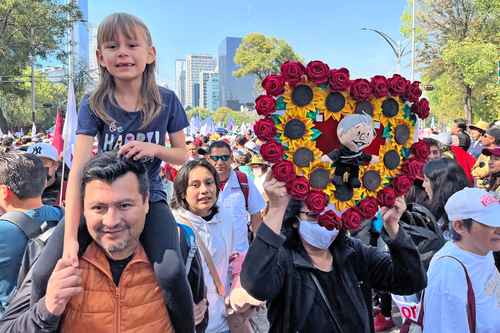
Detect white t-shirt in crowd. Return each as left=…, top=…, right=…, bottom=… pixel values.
left=423, top=241, right=500, bottom=333
left=173, top=208, right=249, bottom=333
left=217, top=169, right=266, bottom=228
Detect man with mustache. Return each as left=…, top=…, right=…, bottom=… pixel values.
left=0, top=152, right=188, bottom=332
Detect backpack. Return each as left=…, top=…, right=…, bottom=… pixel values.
left=177, top=223, right=198, bottom=274
left=399, top=203, right=446, bottom=270
left=235, top=170, right=249, bottom=211
left=0, top=211, right=59, bottom=288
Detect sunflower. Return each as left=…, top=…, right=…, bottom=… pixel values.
left=303, top=160, right=336, bottom=196
left=313, top=88, right=354, bottom=122
left=377, top=142, right=404, bottom=178
left=275, top=108, right=315, bottom=147
left=378, top=96, right=406, bottom=129
left=370, top=97, right=384, bottom=122
left=332, top=187, right=362, bottom=212
left=287, top=138, right=323, bottom=175
left=357, top=165, right=385, bottom=198
left=391, top=117, right=415, bottom=150
left=283, top=82, right=317, bottom=115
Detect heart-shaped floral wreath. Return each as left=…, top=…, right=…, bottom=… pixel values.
left=253, top=60, right=431, bottom=231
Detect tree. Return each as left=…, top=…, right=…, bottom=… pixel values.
left=0, top=68, right=66, bottom=130
left=186, top=107, right=210, bottom=120
left=0, top=0, right=81, bottom=131
left=212, top=106, right=233, bottom=124
left=401, top=0, right=500, bottom=124
left=234, top=33, right=302, bottom=87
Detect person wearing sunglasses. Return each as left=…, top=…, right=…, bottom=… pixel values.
left=241, top=172, right=427, bottom=333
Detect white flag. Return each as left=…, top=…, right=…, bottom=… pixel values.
left=0, top=127, right=3, bottom=136
left=63, top=81, right=78, bottom=168
left=31, top=122, right=37, bottom=138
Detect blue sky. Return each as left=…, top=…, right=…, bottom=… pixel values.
left=89, top=0, right=412, bottom=88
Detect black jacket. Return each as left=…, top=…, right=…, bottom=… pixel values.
left=241, top=223, right=427, bottom=333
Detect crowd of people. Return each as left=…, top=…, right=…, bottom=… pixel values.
left=0, top=11, right=499, bottom=333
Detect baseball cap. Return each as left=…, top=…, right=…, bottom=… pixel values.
left=485, top=126, right=500, bottom=142
left=26, top=143, right=59, bottom=162
left=445, top=187, right=500, bottom=227
left=482, top=147, right=500, bottom=157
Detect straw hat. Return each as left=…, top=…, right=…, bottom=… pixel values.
left=248, top=154, right=267, bottom=166
left=468, top=120, right=489, bottom=133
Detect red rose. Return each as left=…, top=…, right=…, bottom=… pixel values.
left=280, top=61, right=306, bottom=86
left=262, top=74, right=285, bottom=96
left=329, top=68, right=351, bottom=92
left=411, top=140, right=430, bottom=161
left=286, top=176, right=310, bottom=200
left=305, top=190, right=329, bottom=213
left=342, top=208, right=363, bottom=230
left=350, top=78, right=372, bottom=101
left=253, top=117, right=276, bottom=141
left=318, top=210, right=343, bottom=230
left=358, top=197, right=379, bottom=219
left=272, top=160, right=296, bottom=182
left=255, top=95, right=276, bottom=116
left=260, top=140, right=284, bottom=163
left=411, top=98, right=430, bottom=119
left=405, top=81, right=422, bottom=103
left=377, top=187, right=397, bottom=207
left=393, top=175, right=413, bottom=196
left=388, top=74, right=410, bottom=97
left=306, top=60, right=330, bottom=85
left=370, top=75, right=389, bottom=98
left=401, top=158, right=425, bottom=181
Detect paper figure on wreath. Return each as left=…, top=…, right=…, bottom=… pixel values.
left=322, top=113, right=376, bottom=189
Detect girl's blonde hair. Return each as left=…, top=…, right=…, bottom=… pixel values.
left=90, top=13, right=161, bottom=129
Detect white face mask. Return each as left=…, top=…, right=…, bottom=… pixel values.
left=298, top=219, right=339, bottom=250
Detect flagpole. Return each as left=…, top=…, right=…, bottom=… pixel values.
left=59, top=1, right=75, bottom=206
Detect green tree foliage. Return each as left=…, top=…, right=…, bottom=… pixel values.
left=401, top=0, right=500, bottom=124
left=186, top=106, right=256, bottom=127
left=0, top=0, right=81, bottom=131
left=0, top=68, right=66, bottom=131
left=234, top=33, right=302, bottom=88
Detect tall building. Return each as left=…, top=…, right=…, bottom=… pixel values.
left=175, top=59, right=186, bottom=105
left=185, top=54, right=216, bottom=107
left=199, top=71, right=218, bottom=109
left=206, top=74, right=220, bottom=112
left=218, top=37, right=255, bottom=110
left=72, top=0, right=89, bottom=74
left=88, top=24, right=99, bottom=87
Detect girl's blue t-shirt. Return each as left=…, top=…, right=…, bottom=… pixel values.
left=76, top=86, right=189, bottom=203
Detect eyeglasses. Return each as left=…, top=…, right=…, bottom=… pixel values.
left=299, top=211, right=320, bottom=218
left=209, top=155, right=230, bottom=162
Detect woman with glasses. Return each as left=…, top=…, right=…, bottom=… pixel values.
left=171, top=159, right=258, bottom=333
left=241, top=173, right=427, bottom=333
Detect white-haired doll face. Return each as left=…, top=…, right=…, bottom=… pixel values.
left=337, top=115, right=375, bottom=152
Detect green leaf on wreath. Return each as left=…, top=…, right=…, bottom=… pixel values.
left=271, top=114, right=282, bottom=125
left=276, top=96, right=286, bottom=110
left=283, top=153, right=289, bottom=159
left=311, top=128, right=322, bottom=140
left=403, top=104, right=412, bottom=119
left=382, top=123, right=393, bottom=139
left=401, top=147, right=410, bottom=159
left=307, top=110, right=317, bottom=121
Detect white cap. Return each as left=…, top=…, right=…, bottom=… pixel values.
left=445, top=188, right=500, bottom=227
left=26, top=143, right=59, bottom=162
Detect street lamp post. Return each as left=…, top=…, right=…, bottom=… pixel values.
left=361, top=28, right=409, bottom=74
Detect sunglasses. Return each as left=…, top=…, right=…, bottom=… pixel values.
left=299, top=211, right=320, bottom=218
left=209, top=155, right=230, bottom=162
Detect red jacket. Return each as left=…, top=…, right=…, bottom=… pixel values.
left=450, top=145, right=476, bottom=185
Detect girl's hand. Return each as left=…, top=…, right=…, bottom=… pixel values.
left=63, top=239, right=80, bottom=267
left=118, top=141, right=159, bottom=160
left=380, top=196, right=406, bottom=239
